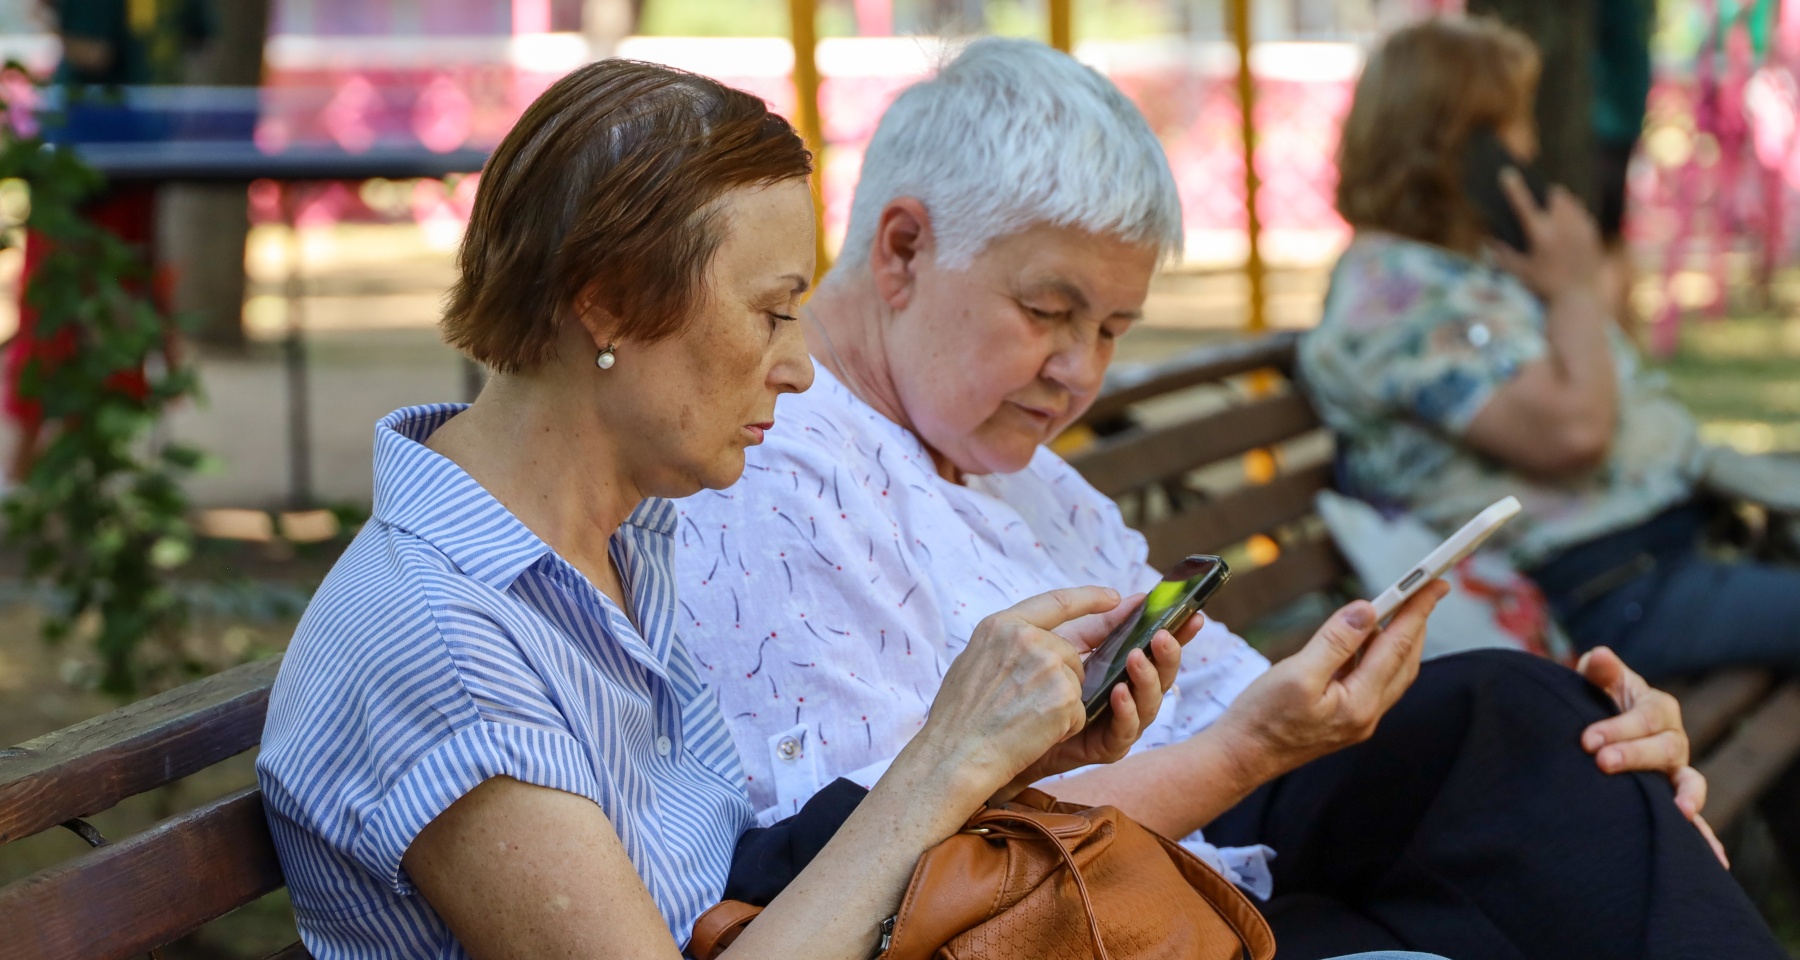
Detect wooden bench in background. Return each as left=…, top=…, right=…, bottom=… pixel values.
left=1066, top=330, right=1800, bottom=835
left=2, top=331, right=1797, bottom=959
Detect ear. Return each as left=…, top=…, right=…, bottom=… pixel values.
left=569, top=281, right=622, bottom=350
left=869, top=197, right=934, bottom=312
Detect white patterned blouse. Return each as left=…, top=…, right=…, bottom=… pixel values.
left=673, top=365, right=1276, bottom=896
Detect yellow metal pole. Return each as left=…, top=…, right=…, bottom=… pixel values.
left=1230, top=0, right=1266, bottom=332
left=1230, top=0, right=1279, bottom=503
left=1048, top=0, right=1073, bottom=52
left=789, top=0, right=831, bottom=276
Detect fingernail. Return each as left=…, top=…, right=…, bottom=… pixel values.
left=1583, top=731, right=1603, bottom=750
left=1344, top=605, right=1373, bottom=630
left=1599, top=748, right=1619, bottom=770
left=1103, top=588, right=1120, bottom=602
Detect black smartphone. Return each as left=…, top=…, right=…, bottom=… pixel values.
left=1462, top=126, right=1550, bottom=252
left=1079, top=555, right=1230, bottom=723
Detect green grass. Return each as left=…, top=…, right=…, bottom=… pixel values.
left=1651, top=312, right=1800, bottom=456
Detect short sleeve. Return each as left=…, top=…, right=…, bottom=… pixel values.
left=355, top=720, right=605, bottom=895
left=1304, top=240, right=1548, bottom=438
left=260, top=559, right=612, bottom=901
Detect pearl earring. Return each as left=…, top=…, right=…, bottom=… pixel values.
left=595, top=344, right=616, bottom=370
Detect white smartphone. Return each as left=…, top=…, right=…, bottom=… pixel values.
left=1369, top=496, right=1522, bottom=622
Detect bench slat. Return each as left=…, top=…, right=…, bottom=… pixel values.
left=0, top=787, right=285, bottom=960
left=1678, top=669, right=1777, bottom=757
left=1205, top=537, right=1348, bottom=631
left=1142, top=463, right=1334, bottom=569
left=1080, top=332, right=1304, bottom=426
left=0, top=656, right=281, bottom=845
left=1695, top=682, right=1800, bottom=830
left=1071, top=392, right=1322, bottom=498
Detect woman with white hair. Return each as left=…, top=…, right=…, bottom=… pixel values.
left=674, top=37, right=1788, bottom=960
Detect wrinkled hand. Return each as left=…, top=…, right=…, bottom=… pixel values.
left=919, top=587, right=1136, bottom=803
left=1488, top=172, right=1605, bottom=303
left=1214, top=582, right=1451, bottom=784
left=993, top=599, right=1191, bottom=796
left=1578, top=646, right=1728, bottom=868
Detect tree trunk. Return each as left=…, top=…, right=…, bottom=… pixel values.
left=1466, top=0, right=1598, bottom=210
left=156, top=0, right=270, bottom=351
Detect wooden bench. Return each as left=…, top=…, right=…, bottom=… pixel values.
left=1066, top=330, right=1800, bottom=833
left=2, top=331, right=1796, bottom=959
left=0, top=656, right=306, bottom=960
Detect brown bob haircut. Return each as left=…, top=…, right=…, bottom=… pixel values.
left=443, top=60, right=812, bottom=373
left=1335, top=18, right=1541, bottom=254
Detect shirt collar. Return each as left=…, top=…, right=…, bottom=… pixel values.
left=371, top=405, right=680, bottom=588
left=624, top=497, right=677, bottom=538
left=370, top=404, right=553, bottom=589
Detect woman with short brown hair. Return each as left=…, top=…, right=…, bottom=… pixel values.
left=256, top=59, right=1181, bottom=960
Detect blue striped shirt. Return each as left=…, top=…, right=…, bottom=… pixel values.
left=257, top=404, right=753, bottom=958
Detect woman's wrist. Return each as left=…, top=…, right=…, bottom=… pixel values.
left=1545, top=278, right=1607, bottom=317
left=886, top=726, right=1006, bottom=820
left=1198, top=714, right=1287, bottom=796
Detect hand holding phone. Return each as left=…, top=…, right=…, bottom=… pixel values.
left=1370, top=496, right=1521, bottom=623
left=1080, top=555, right=1229, bottom=722
left=1462, top=127, right=1548, bottom=252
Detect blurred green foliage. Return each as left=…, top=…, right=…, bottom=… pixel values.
left=0, top=75, right=203, bottom=695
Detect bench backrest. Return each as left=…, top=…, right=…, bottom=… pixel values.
left=0, top=657, right=288, bottom=960
left=1068, top=331, right=1347, bottom=648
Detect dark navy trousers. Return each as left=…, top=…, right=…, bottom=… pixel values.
left=1208, top=650, right=1788, bottom=960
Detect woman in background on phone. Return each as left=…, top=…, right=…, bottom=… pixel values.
left=1301, top=18, right=1800, bottom=684
left=1300, top=16, right=1800, bottom=893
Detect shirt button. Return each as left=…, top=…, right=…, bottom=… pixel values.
left=776, top=736, right=801, bottom=761
left=655, top=735, right=672, bottom=757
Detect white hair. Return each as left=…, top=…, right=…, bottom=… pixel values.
left=833, top=36, right=1183, bottom=275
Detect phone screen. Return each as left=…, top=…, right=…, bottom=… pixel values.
left=1080, top=555, right=1228, bottom=717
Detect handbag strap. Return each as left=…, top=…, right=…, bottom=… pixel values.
left=686, top=900, right=763, bottom=960
left=981, top=812, right=1111, bottom=960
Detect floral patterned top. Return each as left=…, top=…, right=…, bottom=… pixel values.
left=1298, top=233, right=1702, bottom=568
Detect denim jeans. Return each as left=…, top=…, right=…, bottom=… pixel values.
left=1529, top=504, right=1800, bottom=681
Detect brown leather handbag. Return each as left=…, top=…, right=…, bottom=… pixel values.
left=687, top=788, right=1275, bottom=960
